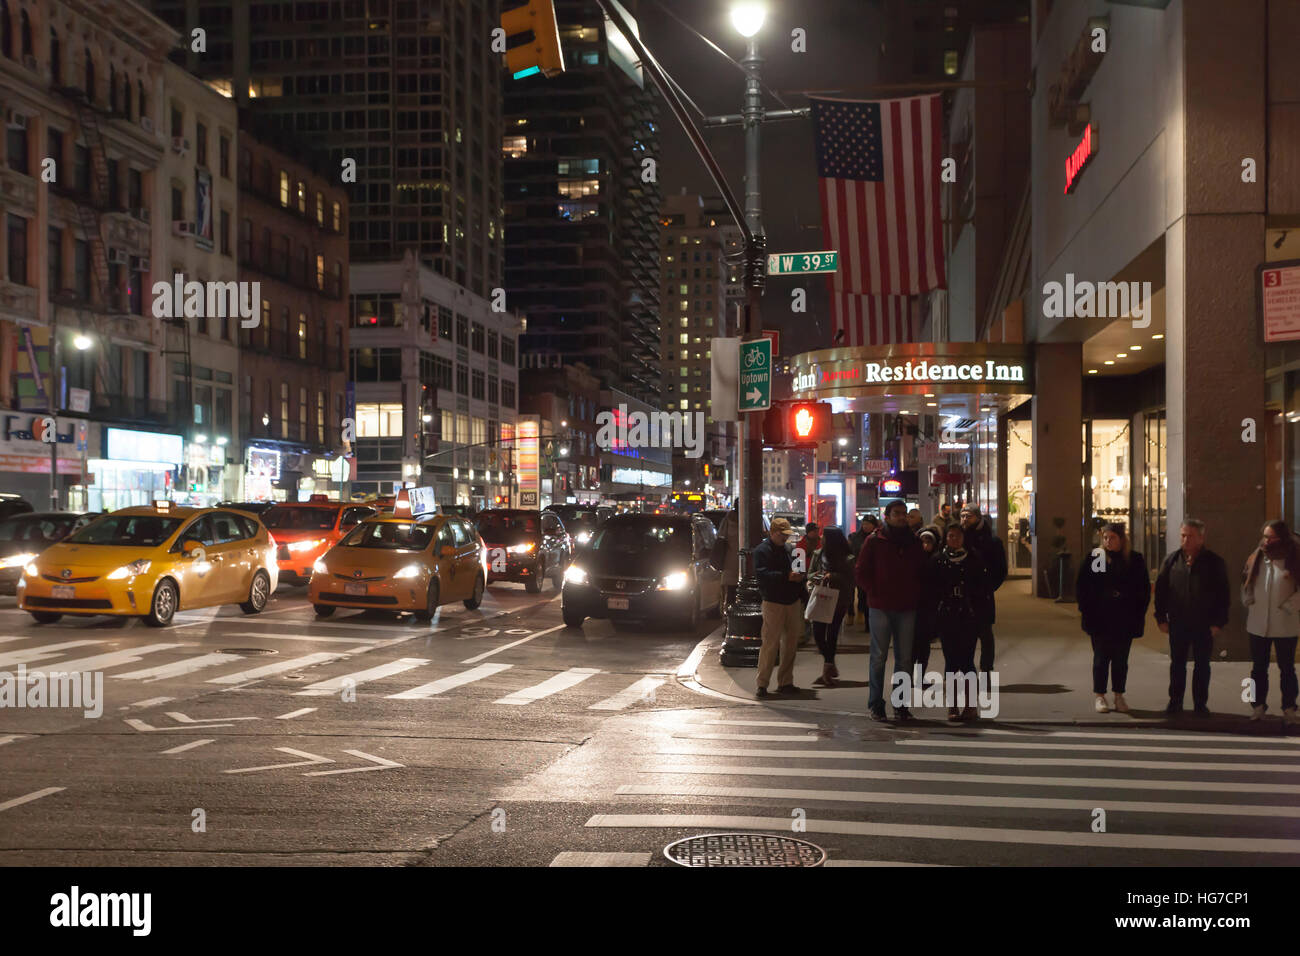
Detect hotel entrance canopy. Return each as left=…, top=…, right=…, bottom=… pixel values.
left=787, top=343, right=1033, bottom=417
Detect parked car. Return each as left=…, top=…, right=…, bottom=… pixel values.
left=18, top=502, right=278, bottom=626
left=262, top=498, right=378, bottom=584
left=560, top=512, right=722, bottom=631
left=476, top=508, right=572, bottom=593
left=307, top=513, right=485, bottom=619
left=0, top=512, right=101, bottom=594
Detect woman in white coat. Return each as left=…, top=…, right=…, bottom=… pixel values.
left=1241, top=520, right=1300, bottom=723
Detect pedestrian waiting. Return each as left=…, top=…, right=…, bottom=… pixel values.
left=1154, top=518, right=1229, bottom=715
left=924, top=523, right=991, bottom=720
left=1241, top=520, right=1300, bottom=723
left=807, top=526, right=855, bottom=688
left=1076, top=522, right=1151, bottom=713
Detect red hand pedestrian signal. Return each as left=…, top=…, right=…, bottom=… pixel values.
left=794, top=407, right=815, bottom=438
left=763, top=401, right=832, bottom=447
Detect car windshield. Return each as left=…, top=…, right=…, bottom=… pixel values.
left=66, top=514, right=183, bottom=547
left=263, top=506, right=336, bottom=531
left=477, top=513, right=539, bottom=542
left=0, top=515, right=77, bottom=544
left=591, top=520, right=691, bottom=557
left=339, top=521, right=433, bottom=551
left=556, top=511, right=598, bottom=532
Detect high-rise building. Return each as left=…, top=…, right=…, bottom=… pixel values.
left=878, top=0, right=1030, bottom=87
left=148, top=0, right=505, bottom=297
left=505, top=0, right=661, bottom=405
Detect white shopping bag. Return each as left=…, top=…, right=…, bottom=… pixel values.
left=804, top=585, right=838, bottom=623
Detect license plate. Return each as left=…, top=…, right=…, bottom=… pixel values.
left=52, top=585, right=75, bottom=600
left=344, top=583, right=367, bottom=596
left=606, top=597, right=629, bottom=610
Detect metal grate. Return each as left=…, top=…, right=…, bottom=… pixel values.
left=664, top=833, right=826, bottom=867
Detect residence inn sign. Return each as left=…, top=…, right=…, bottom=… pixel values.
left=789, top=343, right=1033, bottom=400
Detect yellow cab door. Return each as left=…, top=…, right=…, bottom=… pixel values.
left=451, top=519, right=481, bottom=592
left=172, top=515, right=220, bottom=609
left=208, top=511, right=253, bottom=604
left=433, top=521, right=460, bottom=599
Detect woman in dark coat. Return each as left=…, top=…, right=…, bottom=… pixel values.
left=1076, top=521, right=1151, bottom=714
left=809, top=526, right=855, bottom=688
left=924, top=523, right=990, bottom=720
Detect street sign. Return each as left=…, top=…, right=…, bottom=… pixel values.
left=738, top=338, right=772, bottom=413
left=766, top=250, right=839, bottom=276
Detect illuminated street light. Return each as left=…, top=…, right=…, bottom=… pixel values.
left=730, top=1, right=766, bottom=37
left=73, top=333, right=94, bottom=350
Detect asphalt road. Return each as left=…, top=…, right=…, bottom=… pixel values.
left=1, top=580, right=1297, bottom=867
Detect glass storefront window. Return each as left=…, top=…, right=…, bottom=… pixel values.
left=1007, top=420, right=1033, bottom=571
left=1085, top=419, right=1132, bottom=549
left=1143, top=411, right=1167, bottom=570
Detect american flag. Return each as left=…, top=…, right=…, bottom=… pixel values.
left=831, top=293, right=920, bottom=347
left=811, top=94, right=944, bottom=342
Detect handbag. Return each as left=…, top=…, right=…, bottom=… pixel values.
left=804, top=584, right=838, bottom=623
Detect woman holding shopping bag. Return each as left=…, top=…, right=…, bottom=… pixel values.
left=807, top=526, right=855, bottom=688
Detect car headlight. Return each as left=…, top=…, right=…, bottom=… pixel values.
left=107, top=559, right=152, bottom=580
left=564, top=565, right=588, bottom=585
left=24, top=562, right=39, bottom=577
left=312, top=558, right=329, bottom=574
left=575, top=531, right=592, bottom=544
left=393, top=564, right=423, bottom=579
left=0, top=552, right=36, bottom=570
left=288, top=538, right=326, bottom=553
left=507, top=543, right=535, bottom=554
left=658, top=570, right=689, bottom=591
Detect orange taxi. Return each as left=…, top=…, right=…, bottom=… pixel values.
left=261, top=495, right=378, bottom=585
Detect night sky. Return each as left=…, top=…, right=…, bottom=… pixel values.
left=641, top=0, right=883, bottom=356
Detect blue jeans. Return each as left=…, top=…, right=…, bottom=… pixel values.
left=868, top=608, right=916, bottom=712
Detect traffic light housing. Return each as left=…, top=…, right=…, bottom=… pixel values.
left=763, top=400, right=833, bottom=448
left=501, top=1, right=566, bottom=80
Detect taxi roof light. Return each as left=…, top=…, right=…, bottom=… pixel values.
left=154, top=500, right=171, bottom=513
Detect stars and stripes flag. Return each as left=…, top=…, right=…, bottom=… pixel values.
left=811, top=94, right=945, bottom=344
left=830, top=293, right=921, bottom=347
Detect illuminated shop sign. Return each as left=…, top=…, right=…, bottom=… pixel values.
left=1064, top=123, right=1097, bottom=194
left=794, top=359, right=1027, bottom=388
left=247, top=447, right=281, bottom=480
left=107, top=428, right=183, bottom=464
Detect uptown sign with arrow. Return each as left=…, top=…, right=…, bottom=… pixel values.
left=738, top=338, right=772, bottom=413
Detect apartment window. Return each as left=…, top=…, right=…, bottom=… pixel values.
left=471, top=369, right=485, bottom=400
left=455, top=363, right=468, bottom=394
left=298, top=313, right=308, bottom=359
left=438, top=306, right=452, bottom=339
left=471, top=322, right=485, bottom=353
left=47, top=227, right=62, bottom=291
left=455, top=313, right=468, bottom=346
left=944, top=50, right=959, bottom=76
left=317, top=391, right=326, bottom=444
left=432, top=355, right=452, bottom=390
left=316, top=192, right=324, bottom=225
left=280, top=382, right=290, bottom=435
left=219, top=135, right=230, bottom=177
left=6, top=215, right=26, bottom=285
left=501, top=380, right=516, bottom=409
left=195, top=122, right=207, bottom=166
left=220, top=210, right=230, bottom=255
left=297, top=181, right=306, bottom=213
left=500, top=337, right=515, bottom=365
left=487, top=376, right=498, bottom=404
left=487, top=329, right=498, bottom=359
left=352, top=347, right=402, bottom=381
left=279, top=170, right=290, bottom=206
left=316, top=254, right=325, bottom=290
left=299, top=386, right=308, bottom=440
left=170, top=105, right=182, bottom=138
left=171, top=185, right=183, bottom=222
left=357, top=402, right=404, bottom=437
left=128, top=167, right=142, bottom=209
left=332, top=200, right=341, bottom=232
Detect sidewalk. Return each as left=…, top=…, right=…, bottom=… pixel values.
left=694, top=579, right=1297, bottom=730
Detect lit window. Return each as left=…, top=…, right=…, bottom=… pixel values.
left=680, top=317, right=688, bottom=328
left=679, top=333, right=688, bottom=344
left=297, top=181, right=306, bottom=212
left=944, top=50, right=959, bottom=75
left=316, top=193, right=324, bottom=225
left=279, top=171, right=290, bottom=206
left=356, top=402, right=404, bottom=437
left=679, top=284, right=688, bottom=295
left=332, top=201, right=341, bottom=232
left=316, top=254, right=325, bottom=289
left=680, top=400, right=689, bottom=410
left=502, top=135, right=527, bottom=159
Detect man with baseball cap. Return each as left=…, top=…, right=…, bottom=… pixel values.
left=752, top=516, right=806, bottom=697
left=960, top=503, right=1007, bottom=674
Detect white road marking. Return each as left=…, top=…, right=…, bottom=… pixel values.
left=0, top=787, right=64, bottom=813
left=387, top=663, right=513, bottom=700
left=644, top=764, right=1300, bottom=794
left=275, top=708, right=317, bottom=720
left=462, top=624, right=567, bottom=664
left=954, top=727, right=1300, bottom=747
left=696, top=719, right=820, bottom=729
left=218, top=619, right=422, bottom=634
left=39, top=644, right=181, bottom=673
left=125, top=717, right=231, bottom=732
left=205, top=652, right=349, bottom=684
left=165, top=711, right=259, bottom=723
left=896, top=739, right=1300, bottom=759
left=656, top=747, right=1300, bottom=775
left=119, top=697, right=176, bottom=711
left=160, top=739, right=214, bottom=755
left=588, top=676, right=668, bottom=711
left=676, top=632, right=712, bottom=679
left=302, top=750, right=403, bottom=776
left=671, top=732, right=818, bottom=742
left=616, top=783, right=1300, bottom=818
left=826, top=860, right=947, bottom=867
left=293, top=658, right=430, bottom=696
left=113, top=652, right=245, bottom=681
left=0, top=639, right=104, bottom=667
left=493, top=667, right=601, bottom=705
left=218, top=630, right=387, bottom=645
left=584, top=814, right=1300, bottom=853
left=224, top=747, right=334, bottom=774
left=0, top=734, right=33, bottom=746
left=550, top=851, right=652, bottom=867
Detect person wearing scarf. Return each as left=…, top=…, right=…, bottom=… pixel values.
left=1076, top=522, right=1151, bottom=713
left=1241, top=520, right=1300, bottom=722
left=923, top=523, right=990, bottom=719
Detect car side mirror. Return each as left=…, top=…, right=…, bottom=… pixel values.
left=182, top=539, right=203, bottom=555
left=441, top=545, right=455, bottom=558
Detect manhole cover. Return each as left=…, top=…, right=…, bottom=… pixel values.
left=663, top=833, right=826, bottom=867
left=220, top=647, right=278, bottom=655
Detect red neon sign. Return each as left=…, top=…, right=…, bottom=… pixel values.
left=1064, top=123, right=1097, bottom=194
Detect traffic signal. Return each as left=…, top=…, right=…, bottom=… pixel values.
left=501, top=1, right=566, bottom=80
left=762, top=400, right=832, bottom=448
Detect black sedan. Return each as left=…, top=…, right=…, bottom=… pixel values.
left=561, top=513, right=722, bottom=631
left=0, top=511, right=101, bottom=594
left=544, top=504, right=603, bottom=552
left=476, top=508, right=572, bottom=593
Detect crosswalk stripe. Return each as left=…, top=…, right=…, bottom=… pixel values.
left=494, top=667, right=601, bottom=705
left=293, top=658, right=430, bottom=696
left=589, top=676, right=667, bottom=711
left=0, top=787, right=65, bottom=813
left=463, top=623, right=567, bottom=664
left=113, top=653, right=245, bottom=681
left=584, top=814, right=1300, bottom=853
left=616, top=783, right=1300, bottom=818
left=826, top=860, right=947, bottom=867
left=388, top=663, right=513, bottom=700
left=896, top=739, right=1300, bottom=759
left=549, top=851, right=652, bottom=867
left=644, top=764, right=1300, bottom=794
left=0, top=639, right=103, bottom=667
left=36, top=644, right=182, bottom=673
left=958, top=728, right=1300, bottom=747
left=696, top=719, right=820, bottom=729
left=160, top=739, right=214, bottom=755
left=206, top=652, right=349, bottom=684
left=219, top=630, right=388, bottom=645
left=672, top=732, right=818, bottom=742
left=656, top=747, right=1300, bottom=775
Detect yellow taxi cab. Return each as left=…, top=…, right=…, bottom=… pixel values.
left=307, top=512, right=486, bottom=620
left=261, top=495, right=378, bottom=584
left=17, top=502, right=279, bottom=627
